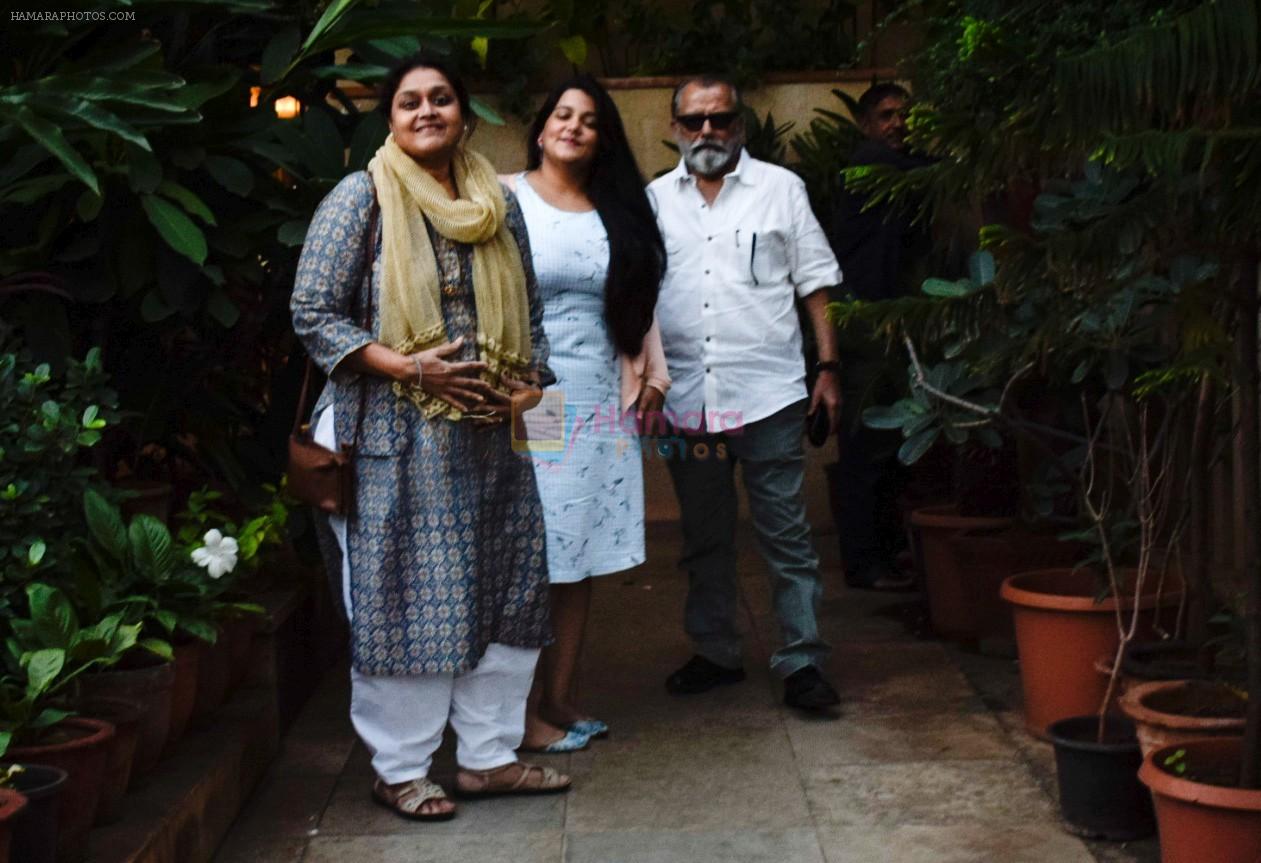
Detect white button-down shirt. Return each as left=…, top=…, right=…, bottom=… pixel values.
left=648, top=150, right=842, bottom=430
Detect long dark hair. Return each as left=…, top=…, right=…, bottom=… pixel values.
left=526, top=75, right=664, bottom=357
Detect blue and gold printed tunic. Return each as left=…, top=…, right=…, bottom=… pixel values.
left=291, top=171, right=553, bottom=675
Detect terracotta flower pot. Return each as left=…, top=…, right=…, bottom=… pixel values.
left=6, top=764, right=67, bottom=863
left=1119, top=679, right=1248, bottom=759
left=0, top=787, right=28, bottom=863
left=192, top=631, right=230, bottom=724
left=948, top=526, right=1082, bottom=644
left=1139, top=737, right=1261, bottom=863
left=75, top=656, right=172, bottom=784
left=72, top=697, right=143, bottom=826
left=7, top=718, right=115, bottom=863
left=1000, top=568, right=1182, bottom=739
left=164, top=642, right=200, bottom=753
left=909, top=506, right=1013, bottom=640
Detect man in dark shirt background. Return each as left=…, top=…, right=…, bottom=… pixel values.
left=826, top=83, right=933, bottom=591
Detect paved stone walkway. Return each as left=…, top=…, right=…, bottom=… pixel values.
left=214, top=457, right=1159, bottom=863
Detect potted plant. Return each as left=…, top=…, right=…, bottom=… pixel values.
left=0, top=765, right=27, bottom=863
left=174, top=485, right=286, bottom=716
left=74, top=489, right=263, bottom=749
left=1, top=763, right=66, bottom=863
left=834, top=0, right=1261, bottom=846
left=0, top=582, right=140, bottom=861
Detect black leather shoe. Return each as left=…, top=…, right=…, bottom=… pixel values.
left=665, top=655, right=746, bottom=695
left=783, top=665, right=840, bottom=711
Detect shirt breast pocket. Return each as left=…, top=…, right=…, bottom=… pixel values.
left=749, top=229, right=791, bottom=285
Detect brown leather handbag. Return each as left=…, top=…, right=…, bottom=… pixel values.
left=287, top=205, right=377, bottom=516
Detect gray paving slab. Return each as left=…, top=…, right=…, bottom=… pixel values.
left=802, top=759, right=1056, bottom=830
left=304, top=832, right=563, bottom=863
left=565, top=829, right=827, bottom=863
left=817, top=823, right=1097, bottom=863
left=213, top=459, right=1132, bottom=862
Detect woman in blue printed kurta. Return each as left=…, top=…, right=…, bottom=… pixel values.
left=291, top=56, right=567, bottom=821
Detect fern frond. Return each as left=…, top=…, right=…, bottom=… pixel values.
left=1056, top=0, right=1261, bottom=133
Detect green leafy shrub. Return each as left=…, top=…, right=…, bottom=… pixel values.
left=0, top=340, right=116, bottom=600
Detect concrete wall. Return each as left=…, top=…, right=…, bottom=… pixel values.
left=463, top=74, right=885, bottom=178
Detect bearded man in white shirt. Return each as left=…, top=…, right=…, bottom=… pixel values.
left=648, top=74, right=844, bottom=712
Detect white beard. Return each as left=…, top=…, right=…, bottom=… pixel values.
left=682, top=138, right=740, bottom=177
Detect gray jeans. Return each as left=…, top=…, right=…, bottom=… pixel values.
left=664, top=399, right=829, bottom=678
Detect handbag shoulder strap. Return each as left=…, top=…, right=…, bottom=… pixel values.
left=292, top=195, right=380, bottom=437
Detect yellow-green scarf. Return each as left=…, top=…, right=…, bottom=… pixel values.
left=368, top=134, right=532, bottom=420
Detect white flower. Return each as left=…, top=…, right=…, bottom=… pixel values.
left=191, top=529, right=238, bottom=579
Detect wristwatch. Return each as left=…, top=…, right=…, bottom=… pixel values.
left=814, top=360, right=841, bottom=375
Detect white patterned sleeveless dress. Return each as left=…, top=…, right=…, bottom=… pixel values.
left=514, top=173, right=645, bottom=583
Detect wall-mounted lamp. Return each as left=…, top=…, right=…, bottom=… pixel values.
left=274, top=96, right=302, bottom=120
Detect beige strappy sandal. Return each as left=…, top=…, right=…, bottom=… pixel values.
left=371, top=777, right=457, bottom=821
left=454, top=761, right=572, bottom=799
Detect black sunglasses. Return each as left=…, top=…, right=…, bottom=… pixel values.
left=674, top=111, right=740, bottom=132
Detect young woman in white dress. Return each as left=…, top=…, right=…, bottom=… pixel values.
left=503, top=75, right=669, bottom=751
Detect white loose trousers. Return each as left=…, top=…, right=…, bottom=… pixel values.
left=315, top=407, right=539, bottom=784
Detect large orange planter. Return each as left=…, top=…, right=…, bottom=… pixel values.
left=949, top=527, right=1082, bottom=644
left=1000, top=568, right=1182, bottom=739
left=7, top=717, right=115, bottom=863
left=1119, top=679, right=1248, bottom=759
left=1139, top=737, right=1261, bottom=863
left=909, top=505, right=1012, bottom=640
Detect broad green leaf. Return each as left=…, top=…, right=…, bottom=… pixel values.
left=470, top=96, right=504, bottom=126
left=153, top=609, right=178, bottom=634
left=171, top=67, right=241, bottom=109
left=921, top=278, right=974, bottom=298
left=261, top=25, right=303, bottom=85
left=128, top=515, right=176, bottom=578
left=309, top=63, right=390, bottom=82
left=898, top=426, right=940, bottom=465
left=141, top=195, right=208, bottom=265
left=0, top=173, right=74, bottom=205
left=179, top=617, right=219, bottom=644
left=299, top=0, right=362, bottom=54
left=203, top=155, right=254, bottom=196
left=43, top=97, right=151, bottom=150
left=862, top=404, right=912, bottom=430
left=23, top=648, right=65, bottom=695
left=157, top=180, right=217, bottom=225
left=0, top=105, right=98, bottom=194
left=277, top=220, right=309, bottom=246
left=84, top=488, right=128, bottom=563
left=138, top=637, right=173, bottom=661
left=126, top=143, right=163, bottom=193
left=471, top=36, right=489, bottom=68
left=29, top=707, right=71, bottom=729
left=558, top=34, right=588, bottom=66
left=26, top=584, right=77, bottom=650
left=26, top=540, right=46, bottom=567
left=206, top=289, right=240, bottom=328
left=301, top=15, right=544, bottom=60
left=302, top=107, right=346, bottom=178
left=348, top=111, right=389, bottom=171
left=140, top=289, right=177, bottom=323
left=967, top=250, right=996, bottom=286
left=76, top=189, right=104, bottom=221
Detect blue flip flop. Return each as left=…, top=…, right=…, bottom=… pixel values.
left=567, top=719, right=609, bottom=739
left=519, top=728, right=590, bottom=754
